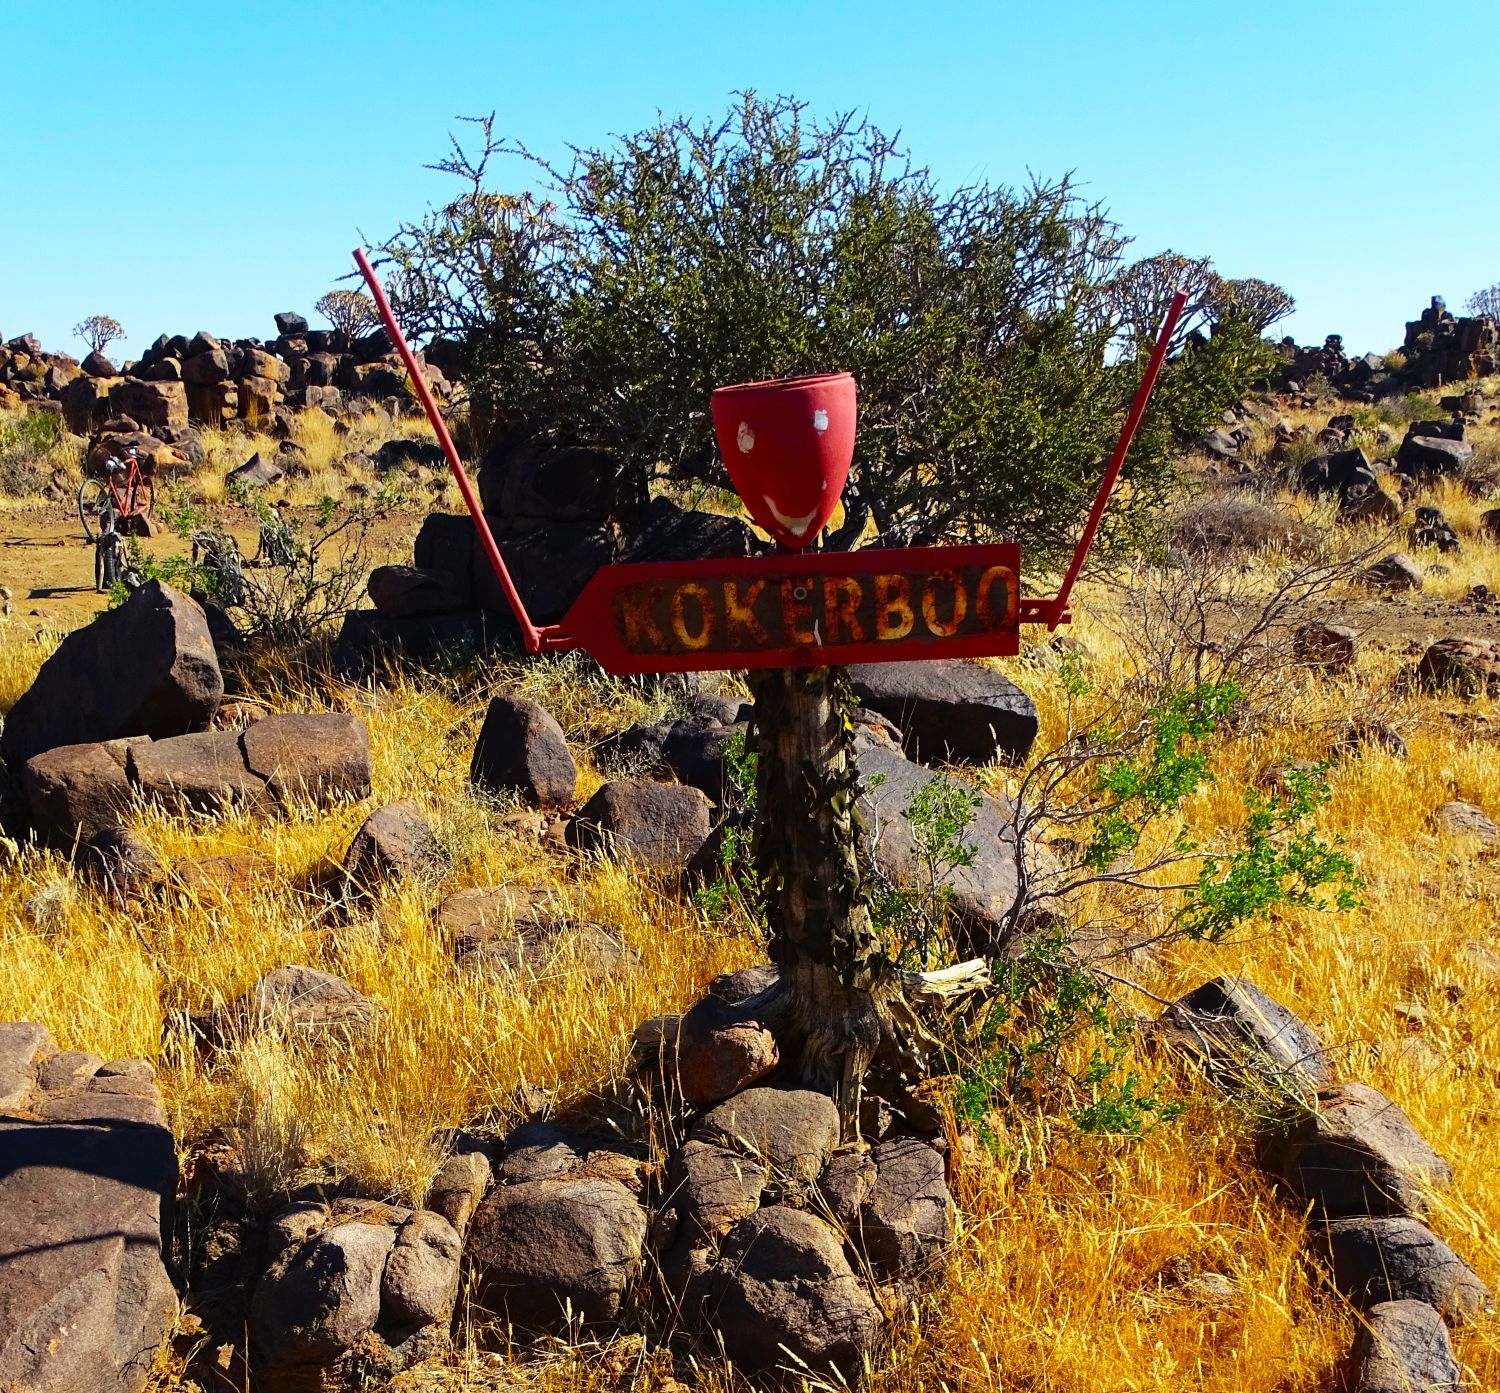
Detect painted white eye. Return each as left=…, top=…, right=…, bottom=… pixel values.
left=812, top=410, right=829, bottom=433
left=737, top=422, right=756, bottom=453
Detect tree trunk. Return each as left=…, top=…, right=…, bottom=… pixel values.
left=748, top=664, right=916, bottom=1138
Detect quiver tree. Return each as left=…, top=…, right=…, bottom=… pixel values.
left=73, top=314, right=124, bottom=355
left=315, top=289, right=379, bottom=338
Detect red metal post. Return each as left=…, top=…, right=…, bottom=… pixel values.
left=1046, top=288, right=1189, bottom=626
left=351, top=248, right=567, bottom=654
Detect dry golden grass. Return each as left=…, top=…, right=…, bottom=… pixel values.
left=3, top=391, right=1500, bottom=1389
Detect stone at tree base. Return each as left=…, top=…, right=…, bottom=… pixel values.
left=846, top=659, right=1039, bottom=765
left=467, top=1177, right=647, bottom=1326
left=0, top=1025, right=177, bottom=1393
left=566, top=779, right=713, bottom=871
left=470, top=693, right=577, bottom=808
left=690, top=1087, right=841, bottom=1186
left=847, top=1136, right=952, bottom=1281
left=1360, top=553, right=1424, bottom=592
left=1276, top=1082, right=1452, bottom=1219
left=704, top=1206, right=884, bottom=1383
left=709, top=963, right=780, bottom=1004
left=126, top=730, right=274, bottom=815
left=672, top=994, right=780, bottom=1107
left=1313, top=1216, right=1490, bottom=1320
left=1159, top=975, right=1333, bottom=1098
left=857, top=737, right=1023, bottom=958
left=343, top=800, right=444, bottom=889
left=249, top=1198, right=460, bottom=1389
left=80, top=825, right=163, bottom=903
left=1, top=580, right=222, bottom=769
left=21, top=739, right=139, bottom=840
left=1416, top=635, right=1500, bottom=696
left=1347, top=1300, right=1462, bottom=1393
left=1432, top=800, right=1500, bottom=847
left=241, top=712, right=373, bottom=805
left=658, top=1140, right=769, bottom=1252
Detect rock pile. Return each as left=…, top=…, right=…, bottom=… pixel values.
left=1402, top=295, right=1500, bottom=388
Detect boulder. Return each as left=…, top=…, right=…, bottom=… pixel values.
left=673, top=994, right=780, bottom=1107
left=467, top=1177, right=646, bottom=1326
left=596, top=698, right=751, bottom=801
left=858, top=738, right=1023, bottom=957
left=274, top=311, right=310, bottom=336
left=1433, top=800, right=1500, bottom=847
left=617, top=495, right=756, bottom=564
left=704, top=1207, right=884, bottom=1381
left=1294, top=622, right=1358, bottom=671
left=180, top=347, right=229, bottom=384
left=227, top=451, right=283, bottom=488
left=438, top=885, right=638, bottom=984
left=343, top=800, right=444, bottom=889
left=411, top=513, right=477, bottom=602
left=1276, top=1082, right=1452, bottom=1218
left=1339, top=484, right=1402, bottom=527
left=373, top=439, right=444, bottom=473
left=567, top=779, right=712, bottom=871
left=125, top=730, right=274, bottom=816
left=330, top=610, right=503, bottom=681
left=366, top=565, right=468, bottom=618
left=241, top=712, right=373, bottom=805
left=1313, top=1216, right=1490, bottom=1320
left=425, top=1145, right=493, bottom=1237
left=477, top=431, right=621, bottom=524
left=60, top=374, right=115, bottom=435
left=80, top=826, right=162, bottom=903
left=470, top=518, right=616, bottom=627
left=21, top=739, right=140, bottom=840
left=107, top=378, right=187, bottom=432
left=1395, top=435, right=1474, bottom=477
left=845, top=1136, right=951, bottom=1280
left=846, top=660, right=1038, bottom=765
left=1360, top=553, right=1424, bottom=592
left=1159, top=975, right=1332, bottom=1098
left=81, top=349, right=116, bottom=377
left=1336, top=718, right=1409, bottom=760
left=709, top=963, right=780, bottom=1004
left=690, top=1087, right=841, bottom=1186
left=1416, top=635, right=1500, bottom=696
left=174, top=852, right=278, bottom=899
left=0, top=1026, right=177, bottom=1393
left=470, top=694, right=577, bottom=808
left=1347, top=1299, right=1461, bottom=1393
left=1, top=580, right=221, bottom=768
left=199, top=965, right=380, bottom=1048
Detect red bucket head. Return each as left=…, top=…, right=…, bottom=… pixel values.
left=711, top=371, right=856, bottom=550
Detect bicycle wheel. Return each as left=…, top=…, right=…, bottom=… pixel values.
left=78, top=478, right=111, bottom=542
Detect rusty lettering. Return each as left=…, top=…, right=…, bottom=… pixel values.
left=616, top=586, right=667, bottom=651
left=974, top=565, right=1017, bottom=630
left=724, top=579, right=770, bottom=646
left=779, top=577, right=818, bottom=646
left=823, top=575, right=864, bottom=643
left=921, top=569, right=967, bottom=638
left=671, top=582, right=716, bottom=650
left=874, top=574, right=915, bottom=641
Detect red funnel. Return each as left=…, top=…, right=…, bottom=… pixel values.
left=711, top=371, right=856, bottom=550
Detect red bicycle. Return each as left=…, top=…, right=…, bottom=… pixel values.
left=79, top=444, right=155, bottom=542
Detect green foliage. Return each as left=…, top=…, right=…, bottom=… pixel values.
left=383, top=94, right=1287, bottom=559
left=692, top=729, right=766, bottom=931
left=0, top=410, right=66, bottom=496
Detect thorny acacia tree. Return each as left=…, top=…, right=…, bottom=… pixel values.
left=379, top=94, right=1291, bottom=561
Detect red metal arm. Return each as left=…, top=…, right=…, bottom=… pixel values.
left=1044, top=288, right=1188, bottom=627
left=352, top=249, right=572, bottom=654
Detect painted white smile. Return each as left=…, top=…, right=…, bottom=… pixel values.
left=763, top=495, right=819, bottom=537
left=737, top=422, right=756, bottom=453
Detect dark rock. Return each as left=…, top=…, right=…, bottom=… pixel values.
left=1339, top=485, right=1402, bottom=526
left=227, top=451, right=283, bottom=488
left=470, top=518, right=615, bottom=627
left=426, top=1146, right=493, bottom=1237
left=1276, top=1082, right=1452, bottom=1218
left=330, top=609, right=503, bottom=681
left=273, top=311, right=309, bottom=336
left=467, top=1177, right=646, bottom=1326
left=690, top=1087, right=840, bottom=1185
left=343, top=800, right=444, bottom=889
left=1160, top=975, right=1332, bottom=1097
left=174, top=852, right=278, bottom=899
left=658, top=1139, right=768, bottom=1253
left=708, top=963, right=780, bottom=1004
left=181, top=347, right=229, bottom=384
left=1396, top=435, right=1473, bottom=478
left=1336, top=719, right=1409, bottom=760
left=1347, top=1299, right=1461, bottom=1392
left=1313, top=1216, right=1490, bottom=1320
left=849, top=1136, right=951, bottom=1280
left=1432, top=800, right=1500, bottom=846
left=477, top=431, right=622, bottom=524
left=125, top=730, right=273, bottom=816
left=617, top=495, right=756, bottom=563
left=204, top=966, right=380, bottom=1048
left=1360, top=553, right=1423, bottom=592
left=21, top=739, right=138, bottom=840
left=108, top=378, right=187, bottom=432
left=1294, top=622, right=1358, bottom=671
left=673, top=994, right=779, bottom=1107
left=1416, top=635, right=1500, bottom=696
left=0, top=1030, right=176, bottom=1393
left=858, top=739, right=1023, bottom=958
left=80, top=826, right=162, bottom=902
left=366, top=564, right=468, bottom=619
left=470, top=694, right=577, bottom=809
left=705, top=1207, right=884, bottom=1381
left=1, top=580, right=222, bottom=768
left=381, top=1210, right=463, bottom=1327
left=567, top=779, right=712, bottom=871
left=373, top=438, right=444, bottom=473
left=847, top=659, right=1038, bottom=765
left=411, top=513, right=477, bottom=604
left=241, top=712, right=373, bottom=805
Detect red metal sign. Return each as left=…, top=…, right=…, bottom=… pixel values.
left=558, top=543, right=1023, bottom=674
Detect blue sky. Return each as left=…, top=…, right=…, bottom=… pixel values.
left=3, top=0, right=1496, bottom=362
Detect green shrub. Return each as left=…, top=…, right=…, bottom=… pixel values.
left=0, top=409, right=69, bottom=496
